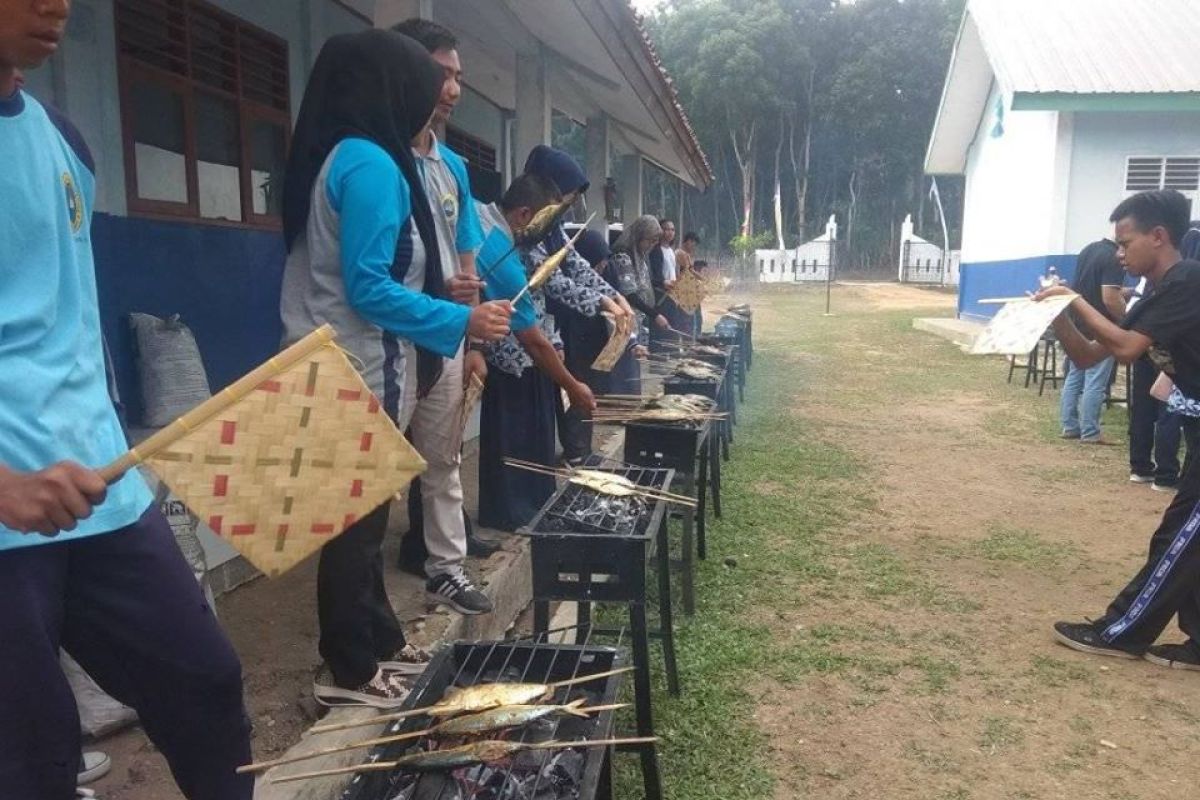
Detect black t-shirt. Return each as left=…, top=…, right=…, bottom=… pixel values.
left=1070, top=239, right=1124, bottom=336
left=1122, top=260, right=1200, bottom=399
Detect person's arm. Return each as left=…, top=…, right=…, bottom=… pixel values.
left=562, top=247, right=620, bottom=299
left=516, top=327, right=595, bottom=411
left=1101, top=286, right=1126, bottom=323
left=447, top=148, right=484, bottom=298
left=1038, top=286, right=1152, bottom=366
left=330, top=140, right=473, bottom=356
left=542, top=268, right=605, bottom=318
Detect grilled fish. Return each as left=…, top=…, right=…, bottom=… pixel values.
left=395, top=740, right=524, bottom=772
left=433, top=699, right=589, bottom=736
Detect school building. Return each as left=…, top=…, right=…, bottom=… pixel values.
left=925, top=0, right=1200, bottom=321
left=20, top=0, right=712, bottom=425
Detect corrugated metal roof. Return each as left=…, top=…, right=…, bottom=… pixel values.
left=970, top=0, right=1200, bottom=95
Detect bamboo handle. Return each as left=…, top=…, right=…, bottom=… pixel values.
left=96, top=325, right=337, bottom=485
left=547, top=666, right=634, bottom=689
left=270, top=760, right=400, bottom=784
left=309, top=705, right=428, bottom=735
left=237, top=727, right=430, bottom=774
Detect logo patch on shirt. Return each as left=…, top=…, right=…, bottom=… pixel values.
left=440, top=191, right=458, bottom=223
left=62, top=172, right=83, bottom=234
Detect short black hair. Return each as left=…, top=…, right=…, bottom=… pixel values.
left=1109, top=190, right=1191, bottom=247
left=683, top=231, right=700, bottom=244
left=658, top=218, right=674, bottom=227
left=391, top=18, right=457, bottom=53
left=501, top=173, right=560, bottom=213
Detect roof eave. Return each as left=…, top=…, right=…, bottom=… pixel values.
left=577, top=0, right=714, bottom=189
left=1011, top=91, right=1200, bottom=112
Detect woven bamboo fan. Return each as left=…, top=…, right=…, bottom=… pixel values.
left=591, top=312, right=634, bottom=372
left=668, top=268, right=708, bottom=314
left=98, top=325, right=426, bottom=577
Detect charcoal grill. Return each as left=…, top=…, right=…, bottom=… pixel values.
left=662, top=370, right=726, bottom=519
left=520, top=457, right=680, bottom=800
left=622, top=404, right=716, bottom=616
left=339, top=633, right=631, bottom=800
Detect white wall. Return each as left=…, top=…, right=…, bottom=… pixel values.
left=960, top=85, right=1064, bottom=263
left=1065, top=112, right=1200, bottom=253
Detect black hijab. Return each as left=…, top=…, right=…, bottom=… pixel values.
left=283, top=29, right=448, bottom=397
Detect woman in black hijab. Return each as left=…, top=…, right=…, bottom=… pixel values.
left=280, top=29, right=510, bottom=708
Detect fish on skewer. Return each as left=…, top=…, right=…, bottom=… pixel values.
left=270, top=738, right=659, bottom=784
left=510, top=215, right=596, bottom=306
left=309, top=667, right=633, bottom=734
left=501, top=458, right=697, bottom=507
left=238, top=700, right=626, bottom=774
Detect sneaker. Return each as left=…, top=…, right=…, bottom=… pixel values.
left=378, top=644, right=432, bottom=674
left=1144, top=642, right=1200, bottom=672
left=427, top=573, right=493, bottom=615
left=1053, top=621, right=1141, bottom=659
left=1129, top=473, right=1155, bottom=484
left=313, top=666, right=414, bottom=708
left=1079, top=437, right=1116, bottom=446
left=1060, top=430, right=1081, bottom=440
left=1153, top=481, right=1179, bottom=493
left=77, top=751, right=111, bottom=786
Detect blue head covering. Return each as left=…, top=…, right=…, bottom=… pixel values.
left=575, top=229, right=610, bottom=268
left=524, top=145, right=589, bottom=195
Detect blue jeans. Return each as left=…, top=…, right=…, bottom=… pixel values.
left=1061, top=356, right=1115, bottom=441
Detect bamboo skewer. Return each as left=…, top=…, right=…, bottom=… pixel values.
left=309, top=667, right=634, bottom=734
left=502, top=458, right=698, bottom=507
left=238, top=703, right=629, bottom=774
left=269, top=738, right=659, bottom=784
left=510, top=215, right=595, bottom=306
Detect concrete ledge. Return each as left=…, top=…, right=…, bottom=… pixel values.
left=913, top=316, right=985, bottom=351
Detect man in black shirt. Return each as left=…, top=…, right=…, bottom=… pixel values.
left=1038, top=190, right=1200, bottom=670
left=1059, top=239, right=1125, bottom=443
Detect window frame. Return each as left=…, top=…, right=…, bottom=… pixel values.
left=115, top=0, right=291, bottom=230
left=1124, top=155, right=1200, bottom=193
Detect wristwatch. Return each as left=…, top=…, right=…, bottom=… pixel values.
left=468, top=338, right=488, bottom=354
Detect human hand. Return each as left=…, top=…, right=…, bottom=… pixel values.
left=463, top=349, right=488, bottom=389
left=1030, top=285, right=1075, bottom=303
left=633, top=345, right=649, bottom=359
left=555, top=348, right=565, bottom=362
left=616, top=295, right=635, bottom=319
left=467, top=301, right=512, bottom=341
left=447, top=273, right=484, bottom=305
left=0, top=462, right=107, bottom=536
left=568, top=381, right=596, bottom=412
left=653, top=314, right=670, bottom=330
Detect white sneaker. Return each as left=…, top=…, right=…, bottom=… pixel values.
left=77, top=751, right=111, bottom=786
left=1129, top=473, right=1155, bottom=484
left=312, top=666, right=413, bottom=708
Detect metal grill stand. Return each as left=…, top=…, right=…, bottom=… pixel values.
left=662, top=370, right=727, bottom=520
left=623, top=415, right=713, bottom=616
left=341, top=636, right=627, bottom=800
left=521, top=459, right=681, bottom=800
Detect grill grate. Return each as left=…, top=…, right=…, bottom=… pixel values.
left=527, top=456, right=671, bottom=540
left=341, top=627, right=627, bottom=800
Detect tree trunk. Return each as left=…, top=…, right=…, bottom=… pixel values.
left=729, top=120, right=757, bottom=237
left=773, top=109, right=784, bottom=249
left=788, top=69, right=816, bottom=244
left=847, top=168, right=859, bottom=255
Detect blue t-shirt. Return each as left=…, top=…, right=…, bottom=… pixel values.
left=0, top=91, right=151, bottom=549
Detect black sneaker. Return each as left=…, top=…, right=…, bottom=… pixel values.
left=427, top=573, right=493, bottom=615
left=1053, top=621, right=1142, bottom=659
left=312, top=666, right=413, bottom=708
left=1144, top=642, right=1200, bottom=672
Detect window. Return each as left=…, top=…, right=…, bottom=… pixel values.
left=116, top=0, right=289, bottom=227
left=445, top=126, right=497, bottom=173
left=1125, top=156, right=1200, bottom=193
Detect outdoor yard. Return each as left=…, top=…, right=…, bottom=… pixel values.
left=615, top=282, right=1199, bottom=799
left=93, top=283, right=1200, bottom=800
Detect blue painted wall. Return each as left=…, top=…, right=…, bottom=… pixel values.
left=92, top=214, right=285, bottom=425
left=957, top=255, right=1079, bottom=322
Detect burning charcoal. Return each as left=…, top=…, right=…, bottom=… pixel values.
left=404, top=773, right=462, bottom=800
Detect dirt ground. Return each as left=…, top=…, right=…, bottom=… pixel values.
left=744, top=283, right=1198, bottom=800
left=86, top=283, right=1200, bottom=800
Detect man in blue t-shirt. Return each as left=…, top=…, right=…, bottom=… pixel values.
left=0, top=3, right=251, bottom=797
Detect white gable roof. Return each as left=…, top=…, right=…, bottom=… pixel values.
left=925, top=0, right=1200, bottom=174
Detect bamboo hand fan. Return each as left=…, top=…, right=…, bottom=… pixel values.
left=591, top=312, right=634, bottom=372
left=98, top=325, right=426, bottom=577
left=668, top=268, right=708, bottom=314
